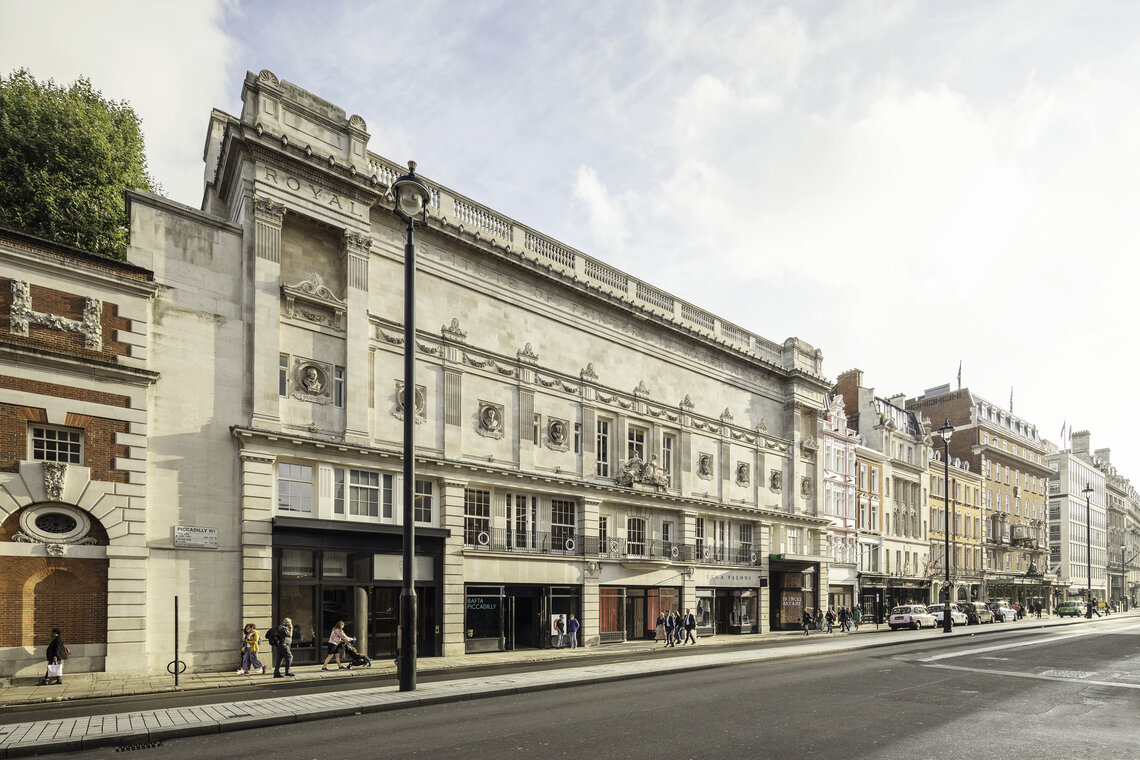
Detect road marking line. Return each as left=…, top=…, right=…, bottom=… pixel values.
left=921, top=662, right=1140, bottom=690
left=917, top=621, right=1140, bottom=662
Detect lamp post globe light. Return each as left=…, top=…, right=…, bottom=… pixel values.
left=939, top=419, right=954, bottom=634
left=1082, top=483, right=1094, bottom=620
left=392, top=161, right=432, bottom=692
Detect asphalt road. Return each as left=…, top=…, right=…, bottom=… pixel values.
left=36, top=619, right=1140, bottom=759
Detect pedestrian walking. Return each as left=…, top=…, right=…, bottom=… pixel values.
left=853, top=606, right=862, bottom=630
left=237, top=623, right=265, bottom=675
left=802, top=608, right=812, bottom=635
left=673, top=611, right=684, bottom=645
left=654, top=612, right=666, bottom=643
left=814, top=607, right=824, bottom=632
left=568, top=614, right=580, bottom=648
left=38, top=628, right=68, bottom=686
left=839, top=606, right=850, bottom=632
left=321, top=620, right=355, bottom=670
left=683, top=608, right=697, bottom=645
left=663, top=610, right=676, bottom=647
left=270, top=617, right=294, bottom=678
left=825, top=607, right=835, bottom=634
left=555, top=615, right=565, bottom=648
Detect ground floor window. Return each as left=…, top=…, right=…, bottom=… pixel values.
left=464, top=585, right=581, bottom=653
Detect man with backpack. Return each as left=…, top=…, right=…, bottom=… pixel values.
left=268, top=617, right=294, bottom=678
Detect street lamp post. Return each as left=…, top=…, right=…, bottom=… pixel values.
left=1082, top=483, right=1094, bottom=620
left=392, top=161, right=432, bottom=692
left=939, top=419, right=954, bottom=633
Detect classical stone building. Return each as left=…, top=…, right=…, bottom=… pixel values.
left=0, top=227, right=158, bottom=679
left=836, top=370, right=932, bottom=610
left=820, top=393, right=858, bottom=610
left=63, top=69, right=839, bottom=674
left=906, top=385, right=1052, bottom=609
left=927, top=431, right=984, bottom=605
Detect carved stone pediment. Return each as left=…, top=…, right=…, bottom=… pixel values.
left=282, top=273, right=347, bottom=330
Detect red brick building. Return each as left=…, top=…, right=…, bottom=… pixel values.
left=0, top=227, right=157, bottom=679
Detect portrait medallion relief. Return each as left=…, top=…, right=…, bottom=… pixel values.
left=696, top=453, right=713, bottom=481
left=547, top=418, right=569, bottom=451
left=477, top=401, right=505, bottom=439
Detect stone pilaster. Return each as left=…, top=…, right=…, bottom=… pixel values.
left=343, top=229, right=372, bottom=443
left=239, top=450, right=275, bottom=630
left=250, top=196, right=285, bottom=429
left=441, top=478, right=468, bottom=657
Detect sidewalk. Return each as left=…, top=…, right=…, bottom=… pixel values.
left=0, top=613, right=1125, bottom=758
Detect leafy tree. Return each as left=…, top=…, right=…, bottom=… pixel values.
left=0, top=69, right=159, bottom=259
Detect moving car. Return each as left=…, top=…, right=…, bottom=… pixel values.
left=927, top=603, right=968, bottom=627
left=989, top=601, right=1017, bottom=622
left=1056, top=600, right=1086, bottom=618
left=960, top=601, right=995, bottom=624
left=888, top=604, right=936, bottom=631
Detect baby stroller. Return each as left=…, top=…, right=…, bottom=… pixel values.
left=342, top=641, right=372, bottom=669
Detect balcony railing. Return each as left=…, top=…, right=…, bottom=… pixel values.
left=465, top=528, right=584, bottom=555
left=462, top=532, right=759, bottom=565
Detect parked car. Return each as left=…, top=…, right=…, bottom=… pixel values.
left=926, top=603, right=968, bottom=627
left=1056, top=600, right=1087, bottom=618
left=888, top=604, right=937, bottom=630
left=960, top=601, right=995, bottom=624
left=989, top=601, right=1017, bottom=622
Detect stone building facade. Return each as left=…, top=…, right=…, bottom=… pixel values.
left=927, top=433, right=984, bottom=605
left=90, top=69, right=833, bottom=673
left=0, top=227, right=158, bottom=679
left=836, top=370, right=932, bottom=610
left=906, top=385, right=1052, bottom=609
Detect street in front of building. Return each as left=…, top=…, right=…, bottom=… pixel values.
left=4, top=615, right=1138, bottom=759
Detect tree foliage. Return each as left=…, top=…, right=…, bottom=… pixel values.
left=0, top=69, right=159, bottom=259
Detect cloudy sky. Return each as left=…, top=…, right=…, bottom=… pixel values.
left=3, top=1, right=1138, bottom=476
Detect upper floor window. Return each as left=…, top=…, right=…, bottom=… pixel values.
left=31, top=425, right=82, bottom=464
left=464, top=489, right=491, bottom=547
left=627, top=517, right=647, bottom=557
left=628, top=426, right=646, bottom=461
left=334, top=366, right=345, bottom=408
left=786, top=527, right=802, bottom=554
left=552, top=499, right=577, bottom=551
left=574, top=423, right=582, bottom=454
left=415, top=479, right=434, bottom=523
left=596, top=419, right=611, bottom=477
left=662, top=434, right=676, bottom=487
left=279, top=354, right=289, bottom=397
left=277, top=462, right=313, bottom=513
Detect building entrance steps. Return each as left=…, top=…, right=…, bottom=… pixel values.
left=0, top=613, right=1125, bottom=758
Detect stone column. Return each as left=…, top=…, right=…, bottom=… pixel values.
left=441, top=478, right=468, bottom=657
left=581, top=497, right=601, bottom=646
left=250, top=196, right=285, bottom=430
left=342, top=230, right=372, bottom=444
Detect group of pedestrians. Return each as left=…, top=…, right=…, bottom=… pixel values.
left=654, top=609, right=698, bottom=647
left=554, top=614, right=580, bottom=648
left=801, top=606, right=860, bottom=635
left=232, top=618, right=300, bottom=677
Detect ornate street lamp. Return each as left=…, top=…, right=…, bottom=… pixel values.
left=939, top=419, right=954, bottom=633
left=1082, top=483, right=1094, bottom=619
left=392, top=161, right=432, bottom=692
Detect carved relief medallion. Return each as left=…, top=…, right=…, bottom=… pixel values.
left=292, top=359, right=333, bottom=404
left=547, top=418, right=569, bottom=451
left=477, top=401, right=504, bottom=439
left=735, top=462, right=750, bottom=487
left=769, top=470, right=782, bottom=492
left=394, top=381, right=427, bottom=423
left=696, top=453, right=713, bottom=481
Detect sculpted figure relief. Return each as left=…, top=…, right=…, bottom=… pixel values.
left=697, top=454, right=713, bottom=478
left=302, top=366, right=324, bottom=393
left=642, top=455, right=669, bottom=490
left=617, top=452, right=644, bottom=487
left=549, top=420, right=567, bottom=446
left=480, top=404, right=502, bottom=433
left=770, top=470, right=782, bottom=491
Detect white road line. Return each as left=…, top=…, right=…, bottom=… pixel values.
left=921, top=661, right=1140, bottom=690
left=917, top=621, right=1140, bottom=663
